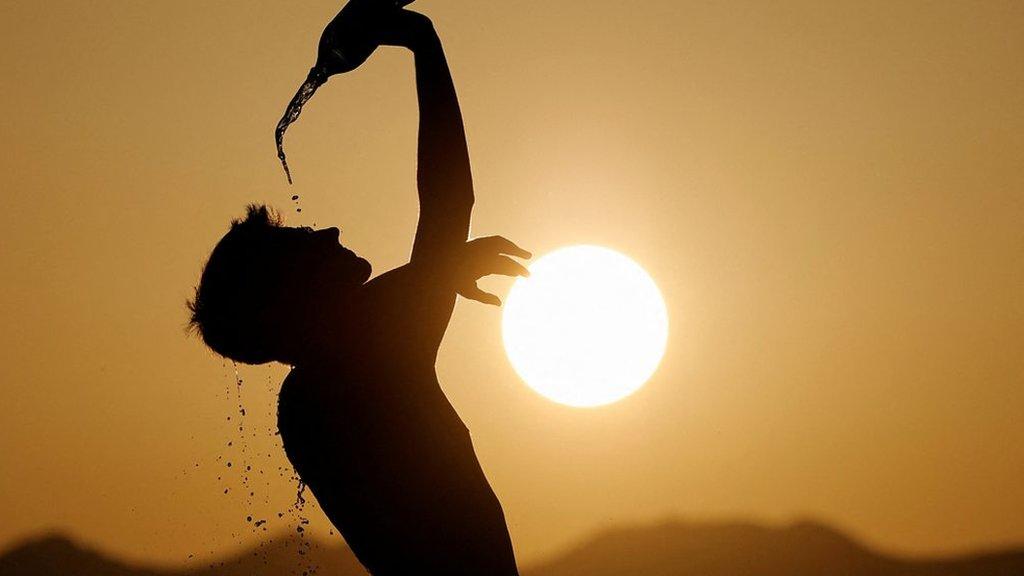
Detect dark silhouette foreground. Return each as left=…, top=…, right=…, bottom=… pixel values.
left=190, top=4, right=528, bottom=575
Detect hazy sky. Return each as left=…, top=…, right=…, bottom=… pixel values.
left=1, top=0, right=1022, bottom=567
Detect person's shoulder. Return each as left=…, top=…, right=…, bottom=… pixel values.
left=279, top=365, right=326, bottom=402
left=277, top=365, right=335, bottom=444
left=278, top=362, right=356, bottom=411
left=278, top=365, right=323, bottom=416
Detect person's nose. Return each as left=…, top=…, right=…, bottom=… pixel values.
left=314, top=227, right=340, bottom=244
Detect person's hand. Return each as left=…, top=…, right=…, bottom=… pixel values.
left=315, top=4, right=432, bottom=77
left=455, top=236, right=532, bottom=306
left=371, top=9, right=437, bottom=51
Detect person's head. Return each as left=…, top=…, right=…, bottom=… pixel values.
left=188, top=204, right=371, bottom=365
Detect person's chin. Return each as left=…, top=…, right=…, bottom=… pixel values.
left=357, top=258, right=372, bottom=282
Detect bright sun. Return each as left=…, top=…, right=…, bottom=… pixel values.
left=502, top=245, right=669, bottom=408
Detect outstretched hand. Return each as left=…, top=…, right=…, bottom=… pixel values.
left=455, top=237, right=532, bottom=306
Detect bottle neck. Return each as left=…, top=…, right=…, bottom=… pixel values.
left=307, top=66, right=329, bottom=85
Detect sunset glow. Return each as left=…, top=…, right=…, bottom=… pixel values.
left=502, top=246, right=669, bottom=407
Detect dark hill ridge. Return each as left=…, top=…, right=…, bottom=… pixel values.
left=528, top=519, right=1024, bottom=576
left=2, top=520, right=1023, bottom=576
left=0, top=535, right=167, bottom=576
left=0, top=533, right=366, bottom=576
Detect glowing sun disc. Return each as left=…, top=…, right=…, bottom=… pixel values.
left=502, top=245, right=669, bottom=407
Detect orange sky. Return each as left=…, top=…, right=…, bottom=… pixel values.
left=1, top=0, right=1022, bottom=567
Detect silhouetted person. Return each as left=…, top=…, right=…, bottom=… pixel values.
left=188, top=8, right=527, bottom=575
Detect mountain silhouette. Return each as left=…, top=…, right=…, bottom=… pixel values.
left=0, top=533, right=366, bottom=576
left=528, top=520, right=1024, bottom=576
left=2, top=520, right=1023, bottom=576
left=0, top=535, right=165, bottom=576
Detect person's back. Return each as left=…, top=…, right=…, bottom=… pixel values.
left=188, top=7, right=528, bottom=575
left=278, top=358, right=515, bottom=573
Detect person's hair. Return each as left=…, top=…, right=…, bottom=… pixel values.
left=188, top=204, right=289, bottom=365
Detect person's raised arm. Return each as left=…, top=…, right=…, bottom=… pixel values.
left=358, top=10, right=529, bottom=347
left=400, top=15, right=474, bottom=264
left=372, top=13, right=530, bottom=306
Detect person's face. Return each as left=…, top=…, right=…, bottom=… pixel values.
left=277, top=226, right=372, bottom=290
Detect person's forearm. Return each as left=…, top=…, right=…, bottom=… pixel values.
left=412, top=33, right=474, bottom=228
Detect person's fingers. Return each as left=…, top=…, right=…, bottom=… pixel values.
left=475, top=236, right=532, bottom=259
left=459, top=284, right=502, bottom=306
left=371, top=8, right=431, bottom=47
left=487, top=255, right=530, bottom=278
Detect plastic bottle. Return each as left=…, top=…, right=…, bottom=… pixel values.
left=275, top=0, right=416, bottom=184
